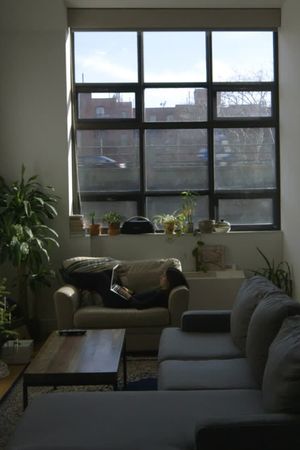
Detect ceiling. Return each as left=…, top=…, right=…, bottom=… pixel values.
left=65, top=0, right=285, bottom=8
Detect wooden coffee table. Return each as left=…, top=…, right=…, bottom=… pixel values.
left=23, top=329, right=126, bottom=409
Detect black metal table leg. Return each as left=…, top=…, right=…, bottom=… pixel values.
left=23, top=381, right=28, bottom=410
left=123, top=337, right=127, bottom=389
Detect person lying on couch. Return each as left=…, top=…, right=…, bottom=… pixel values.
left=64, top=266, right=188, bottom=310
left=118, top=267, right=189, bottom=309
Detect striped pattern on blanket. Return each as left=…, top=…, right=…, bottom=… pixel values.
left=62, top=257, right=120, bottom=274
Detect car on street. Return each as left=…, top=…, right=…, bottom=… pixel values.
left=77, top=155, right=126, bottom=168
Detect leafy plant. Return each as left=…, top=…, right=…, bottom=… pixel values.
left=154, top=213, right=179, bottom=226
left=0, top=278, right=18, bottom=346
left=192, top=240, right=208, bottom=272
left=102, top=211, right=124, bottom=225
left=153, top=213, right=185, bottom=236
left=180, top=191, right=197, bottom=224
left=89, top=212, right=96, bottom=225
left=0, top=165, right=60, bottom=321
left=253, top=247, right=293, bottom=296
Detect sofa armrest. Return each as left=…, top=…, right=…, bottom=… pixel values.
left=181, top=310, right=231, bottom=332
left=168, top=286, right=189, bottom=326
left=195, top=415, right=300, bottom=450
left=53, top=285, right=81, bottom=329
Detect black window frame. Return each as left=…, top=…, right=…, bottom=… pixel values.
left=71, top=29, right=280, bottom=231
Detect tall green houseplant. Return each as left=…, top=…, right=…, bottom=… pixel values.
left=253, top=247, right=293, bottom=297
left=0, top=165, right=59, bottom=323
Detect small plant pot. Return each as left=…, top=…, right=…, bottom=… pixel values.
left=199, top=220, right=215, bottom=234
left=89, top=224, right=100, bottom=236
left=108, top=223, right=120, bottom=236
left=164, top=223, right=175, bottom=235
left=186, top=222, right=194, bottom=234
left=100, top=226, right=108, bottom=235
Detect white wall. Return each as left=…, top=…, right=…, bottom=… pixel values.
left=0, top=0, right=290, bottom=331
left=280, top=0, right=300, bottom=298
left=90, top=231, right=283, bottom=273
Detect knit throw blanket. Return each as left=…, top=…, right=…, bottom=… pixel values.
left=62, top=257, right=120, bottom=274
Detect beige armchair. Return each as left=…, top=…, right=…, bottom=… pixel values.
left=54, top=258, right=189, bottom=352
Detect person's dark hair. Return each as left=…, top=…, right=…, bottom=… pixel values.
left=165, top=267, right=189, bottom=291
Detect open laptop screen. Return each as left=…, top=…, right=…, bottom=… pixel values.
left=110, top=265, right=131, bottom=300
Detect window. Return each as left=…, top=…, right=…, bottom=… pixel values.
left=72, top=30, right=279, bottom=230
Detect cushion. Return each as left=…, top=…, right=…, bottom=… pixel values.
left=8, top=390, right=264, bottom=450
left=158, top=358, right=257, bottom=390
left=117, top=258, right=182, bottom=293
left=74, top=305, right=169, bottom=328
left=262, top=315, right=300, bottom=413
left=158, top=327, right=242, bottom=362
left=246, top=295, right=300, bottom=386
left=230, top=276, right=282, bottom=352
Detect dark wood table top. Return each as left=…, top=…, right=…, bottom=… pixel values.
left=24, top=329, right=125, bottom=379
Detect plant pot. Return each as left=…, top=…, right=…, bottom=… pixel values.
left=108, top=223, right=121, bottom=236
left=214, top=220, right=231, bottom=233
left=164, top=223, right=175, bottom=235
left=0, top=360, right=9, bottom=379
left=199, top=220, right=215, bottom=233
left=100, top=226, right=108, bottom=235
left=186, top=222, right=194, bottom=233
left=89, top=224, right=100, bottom=236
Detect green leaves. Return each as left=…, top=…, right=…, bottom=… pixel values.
left=254, top=247, right=293, bottom=297
left=0, top=166, right=60, bottom=317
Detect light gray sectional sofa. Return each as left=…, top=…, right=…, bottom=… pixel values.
left=8, top=276, right=300, bottom=450
left=158, top=276, right=300, bottom=391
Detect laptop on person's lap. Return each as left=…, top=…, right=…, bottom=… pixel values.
left=110, top=265, right=131, bottom=300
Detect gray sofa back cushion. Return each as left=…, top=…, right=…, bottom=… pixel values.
left=246, top=295, right=300, bottom=386
left=262, top=315, right=300, bottom=413
left=230, top=276, right=282, bottom=352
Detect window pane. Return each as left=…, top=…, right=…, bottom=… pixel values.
left=219, top=199, right=273, bottom=226
left=146, top=196, right=209, bottom=228
left=74, top=32, right=138, bottom=83
left=78, top=92, right=135, bottom=119
left=81, top=201, right=137, bottom=225
left=144, top=32, right=206, bottom=82
left=77, top=130, right=140, bottom=192
left=212, top=32, right=274, bottom=82
left=216, top=91, right=272, bottom=118
left=145, top=129, right=208, bottom=191
left=144, top=88, right=207, bottom=122
left=214, top=128, right=275, bottom=190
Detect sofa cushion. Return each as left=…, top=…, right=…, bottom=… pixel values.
left=246, top=295, right=300, bottom=386
left=262, top=315, right=300, bottom=413
left=230, top=276, right=282, bottom=353
left=74, top=305, right=169, bottom=328
left=158, top=327, right=241, bottom=362
left=158, top=358, right=258, bottom=390
left=117, top=258, right=181, bottom=293
left=8, top=390, right=265, bottom=450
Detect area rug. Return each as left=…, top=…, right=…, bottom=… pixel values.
left=0, top=356, right=158, bottom=450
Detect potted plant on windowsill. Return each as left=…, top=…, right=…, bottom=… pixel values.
left=153, top=213, right=183, bottom=236
left=89, top=212, right=100, bottom=236
left=0, top=165, right=59, bottom=335
left=102, top=212, right=124, bottom=236
left=181, top=191, right=197, bottom=233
